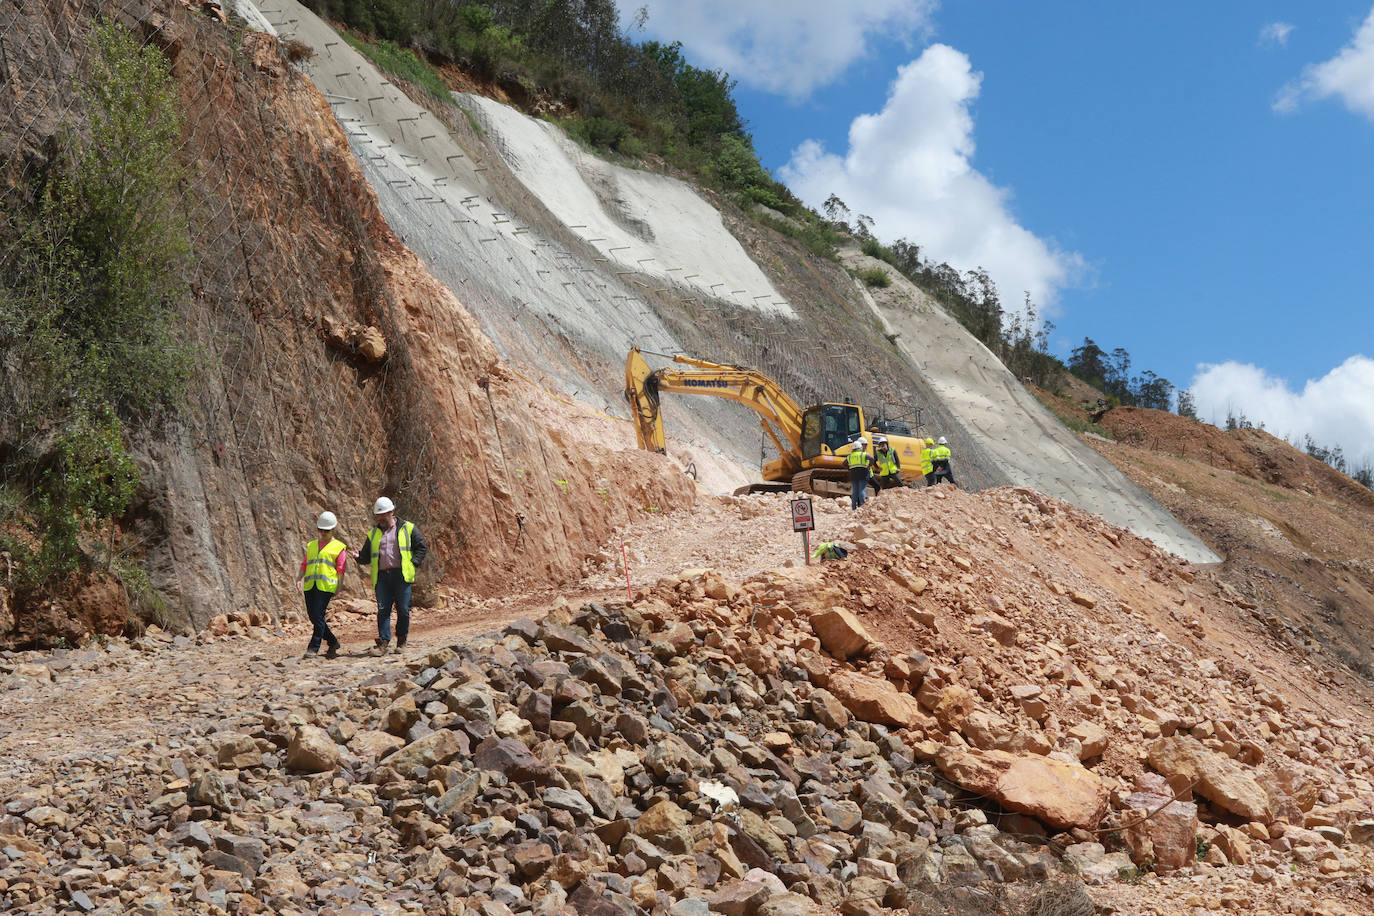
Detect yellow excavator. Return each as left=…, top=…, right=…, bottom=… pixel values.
left=625, top=347, right=926, bottom=497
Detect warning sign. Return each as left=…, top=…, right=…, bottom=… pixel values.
left=791, top=497, right=814, bottom=532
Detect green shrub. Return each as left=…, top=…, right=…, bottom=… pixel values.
left=854, top=266, right=892, bottom=288
left=860, top=237, right=900, bottom=268
left=342, top=35, right=451, bottom=100
left=567, top=116, right=644, bottom=156
left=0, top=21, right=190, bottom=586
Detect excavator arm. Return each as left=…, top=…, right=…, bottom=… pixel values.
left=626, top=347, right=807, bottom=478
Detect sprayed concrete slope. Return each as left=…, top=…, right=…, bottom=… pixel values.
left=265, top=0, right=781, bottom=484
left=464, top=95, right=791, bottom=319
left=844, top=247, right=1221, bottom=565
left=256, top=2, right=1216, bottom=563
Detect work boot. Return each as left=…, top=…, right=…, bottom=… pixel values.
left=302, top=648, right=318, bottom=659
left=372, top=639, right=389, bottom=657
left=325, top=643, right=340, bottom=659
left=396, top=639, right=407, bottom=651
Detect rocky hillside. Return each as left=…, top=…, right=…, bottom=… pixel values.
left=1, top=0, right=693, bottom=645
left=1077, top=406, right=1374, bottom=681
left=3, top=484, right=1372, bottom=915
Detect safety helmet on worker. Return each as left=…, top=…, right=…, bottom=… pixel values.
left=874, top=435, right=888, bottom=446
left=925, top=437, right=934, bottom=446
left=854, top=437, right=867, bottom=449
left=373, top=496, right=396, bottom=515
left=938, top=437, right=948, bottom=445
left=316, top=511, right=338, bottom=531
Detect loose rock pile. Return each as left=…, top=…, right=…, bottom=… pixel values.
left=2, top=599, right=1100, bottom=915
left=3, top=484, right=1374, bottom=915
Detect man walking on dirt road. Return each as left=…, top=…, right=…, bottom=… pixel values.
left=353, top=497, right=427, bottom=655
left=296, top=511, right=346, bottom=659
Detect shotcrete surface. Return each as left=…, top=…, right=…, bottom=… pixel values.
left=845, top=248, right=1221, bottom=565
left=270, top=0, right=782, bottom=475
left=261, top=2, right=1217, bottom=563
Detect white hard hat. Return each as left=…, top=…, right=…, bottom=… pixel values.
left=373, top=496, right=396, bottom=514
left=938, top=436, right=948, bottom=445
left=316, top=511, right=338, bottom=530
left=855, top=438, right=868, bottom=448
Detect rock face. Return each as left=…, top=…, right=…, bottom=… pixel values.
left=1147, top=736, right=1272, bottom=823
left=938, top=747, right=1109, bottom=831
left=0, top=0, right=696, bottom=645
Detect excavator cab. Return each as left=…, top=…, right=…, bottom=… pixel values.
left=801, top=404, right=863, bottom=460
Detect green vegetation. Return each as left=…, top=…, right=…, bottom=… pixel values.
left=342, top=34, right=452, bottom=101
left=0, top=22, right=192, bottom=589
left=302, top=0, right=804, bottom=215
left=751, top=209, right=844, bottom=260
left=854, top=266, right=891, bottom=289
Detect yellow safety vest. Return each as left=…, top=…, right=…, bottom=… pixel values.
left=304, top=537, right=347, bottom=593
left=875, top=449, right=898, bottom=476
left=934, top=445, right=952, bottom=462
left=920, top=448, right=934, bottom=475
left=368, top=520, right=416, bottom=585
left=846, top=448, right=871, bottom=469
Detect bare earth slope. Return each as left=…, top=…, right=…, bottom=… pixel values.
left=0, top=0, right=693, bottom=645
left=1083, top=406, right=1374, bottom=680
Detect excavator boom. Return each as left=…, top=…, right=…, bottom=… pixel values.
left=625, top=347, right=806, bottom=478
left=625, top=347, right=921, bottom=495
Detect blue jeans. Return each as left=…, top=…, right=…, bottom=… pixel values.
left=375, top=569, right=411, bottom=643
left=849, top=467, right=869, bottom=510
left=304, top=589, right=338, bottom=652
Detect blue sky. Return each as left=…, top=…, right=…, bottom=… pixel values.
left=629, top=2, right=1374, bottom=467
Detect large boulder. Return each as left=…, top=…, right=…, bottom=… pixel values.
left=938, top=747, right=1108, bottom=830
left=634, top=800, right=690, bottom=839
left=285, top=725, right=340, bottom=773
left=1146, top=736, right=1272, bottom=823
left=1120, top=785, right=1198, bottom=872
left=826, top=671, right=928, bottom=729
left=387, top=729, right=468, bottom=777
left=473, top=736, right=553, bottom=784
left=809, top=608, right=876, bottom=660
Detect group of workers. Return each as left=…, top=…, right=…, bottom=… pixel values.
left=845, top=434, right=957, bottom=510
left=295, top=496, right=427, bottom=659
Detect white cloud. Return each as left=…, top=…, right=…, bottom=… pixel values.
left=627, top=0, right=936, bottom=98
left=778, top=45, right=1083, bottom=311
left=1189, top=356, right=1374, bottom=469
left=1259, top=21, right=1295, bottom=48
left=1274, top=7, right=1374, bottom=118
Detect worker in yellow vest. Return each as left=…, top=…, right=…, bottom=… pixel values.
left=353, top=496, right=428, bottom=654
left=295, top=511, right=346, bottom=659
left=846, top=437, right=873, bottom=510
left=921, top=437, right=936, bottom=486
left=931, top=436, right=958, bottom=486
left=871, top=435, right=903, bottom=493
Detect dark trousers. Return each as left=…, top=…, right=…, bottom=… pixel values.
left=848, top=466, right=870, bottom=510
left=375, top=568, right=412, bottom=643
left=304, top=589, right=338, bottom=652
left=873, top=473, right=903, bottom=492
left=932, top=460, right=957, bottom=486
left=924, top=472, right=935, bottom=487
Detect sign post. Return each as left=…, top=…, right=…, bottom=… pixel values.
left=791, top=497, right=815, bottom=566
